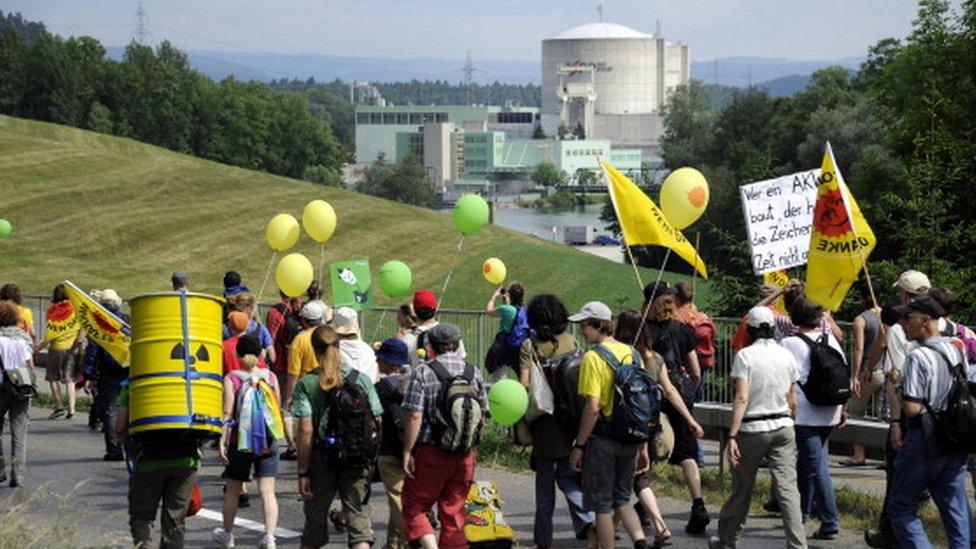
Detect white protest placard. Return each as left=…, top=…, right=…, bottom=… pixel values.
left=739, top=169, right=820, bottom=275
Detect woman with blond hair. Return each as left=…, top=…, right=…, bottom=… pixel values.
left=291, top=326, right=382, bottom=549
left=223, top=291, right=275, bottom=366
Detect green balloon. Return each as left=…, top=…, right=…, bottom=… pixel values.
left=453, top=194, right=489, bottom=236
left=0, top=219, right=10, bottom=238
left=488, top=379, right=528, bottom=427
left=378, top=260, right=412, bottom=298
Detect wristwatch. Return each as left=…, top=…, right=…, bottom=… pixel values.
left=573, top=441, right=587, bottom=450
left=727, top=434, right=737, bottom=440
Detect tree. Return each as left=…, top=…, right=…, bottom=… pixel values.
left=530, top=162, right=565, bottom=187
left=358, top=153, right=434, bottom=206
left=575, top=169, right=597, bottom=186
left=302, top=165, right=344, bottom=187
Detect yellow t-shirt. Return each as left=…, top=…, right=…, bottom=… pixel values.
left=578, top=340, right=637, bottom=418
left=287, top=328, right=318, bottom=377
left=17, top=306, right=33, bottom=336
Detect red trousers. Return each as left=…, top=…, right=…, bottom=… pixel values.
left=402, top=444, right=475, bottom=549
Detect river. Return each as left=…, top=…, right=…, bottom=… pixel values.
left=493, top=202, right=609, bottom=241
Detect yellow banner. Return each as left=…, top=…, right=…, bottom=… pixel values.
left=42, top=301, right=80, bottom=345
left=763, top=269, right=790, bottom=314
left=64, top=281, right=131, bottom=365
left=600, top=160, right=708, bottom=278
left=804, top=143, right=876, bottom=311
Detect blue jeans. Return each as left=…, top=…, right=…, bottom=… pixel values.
left=531, top=454, right=593, bottom=546
left=794, top=425, right=840, bottom=533
left=888, top=427, right=970, bottom=549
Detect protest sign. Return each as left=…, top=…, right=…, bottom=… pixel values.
left=330, top=259, right=372, bottom=311
left=739, top=169, right=820, bottom=274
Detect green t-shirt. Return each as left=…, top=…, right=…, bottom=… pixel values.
left=291, top=366, right=383, bottom=442
left=117, top=385, right=202, bottom=472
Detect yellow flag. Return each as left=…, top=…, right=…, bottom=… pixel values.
left=64, top=281, right=131, bottom=365
left=805, top=143, right=876, bottom=311
left=600, top=160, right=707, bottom=278
left=763, top=269, right=790, bottom=314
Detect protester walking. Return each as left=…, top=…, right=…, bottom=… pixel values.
left=214, top=336, right=283, bottom=549
left=518, top=294, right=596, bottom=549
left=284, top=300, right=331, bottom=412
left=845, top=280, right=883, bottom=467
left=36, top=283, right=82, bottom=419
left=83, top=289, right=129, bottom=461
left=293, top=325, right=382, bottom=549
left=0, top=283, right=35, bottom=343
left=374, top=338, right=411, bottom=549
left=333, top=306, right=379, bottom=383
left=709, top=307, right=806, bottom=549
left=781, top=297, right=845, bottom=540
left=401, top=323, right=485, bottom=549
left=406, top=290, right=466, bottom=366
left=568, top=302, right=650, bottom=549
left=0, top=301, right=35, bottom=487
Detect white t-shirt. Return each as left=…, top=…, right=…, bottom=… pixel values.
left=781, top=330, right=845, bottom=427
left=731, top=338, right=798, bottom=433
left=340, top=339, right=379, bottom=383
left=0, top=336, right=32, bottom=373
left=408, top=322, right=467, bottom=367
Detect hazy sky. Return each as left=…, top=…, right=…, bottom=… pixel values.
left=5, top=0, right=932, bottom=62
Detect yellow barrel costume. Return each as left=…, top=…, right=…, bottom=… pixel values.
left=128, top=290, right=224, bottom=440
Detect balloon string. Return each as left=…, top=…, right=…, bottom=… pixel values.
left=438, top=236, right=465, bottom=309
left=318, top=242, right=326, bottom=283
left=254, top=251, right=278, bottom=320
left=369, top=308, right=390, bottom=343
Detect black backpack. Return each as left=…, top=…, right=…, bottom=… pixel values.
left=797, top=332, right=851, bottom=406
left=429, top=360, right=483, bottom=453
left=592, top=345, right=663, bottom=444
left=654, top=327, right=696, bottom=401
left=539, top=348, right=585, bottom=437
left=325, top=371, right=380, bottom=467
left=272, top=303, right=303, bottom=349
left=921, top=344, right=976, bottom=454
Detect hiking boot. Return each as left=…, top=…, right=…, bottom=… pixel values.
left=238, top=493, right=250, bottom=509
left=762, top=498, right=780, bottom=514
left=864, top=529, right=898, bottom=549
left=634, top=502, right=652, bottom=527
left=9, top=477, right=20, bottom=488
left=212, top=527, right=235, bottom=548
left=810, top=528, right=839, bottom=540
left=258, top=533, right=276, bottom=549
left=49, top=409, right=65, bottom=419
left=685, top=502, right=710, bottom=535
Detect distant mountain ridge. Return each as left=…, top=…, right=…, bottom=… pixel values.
left=106, top=46, right=863, bottom=96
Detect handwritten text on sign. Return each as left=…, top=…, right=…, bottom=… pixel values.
left=739, top=169, right=820, bottom=275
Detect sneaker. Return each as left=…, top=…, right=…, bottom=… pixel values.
left=634, top=502, right=652, bottom=527
left=49, top=409, right=65, bottom=419
left=707, top=536, right=729, bottom=549
left=762, top=499, right=781, bottom=514
left=864, top=528, right=898, bottom=549
left=238, top=492, right=250, bottom=509
left=685, top=503, right=710, bottom=536
left=9, top=477, right=20, bottom=488
left=65, top=412, right=75, bottom=420
left=212, top=527, right=235, bottom=548
left=258, top=533, right=277, bottom=549
left=811, top=528, right=839, bottom=540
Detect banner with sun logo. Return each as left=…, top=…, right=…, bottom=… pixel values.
left=804, top=142, right=876, bottom=311
left=64, top=281, right=132, bottom=365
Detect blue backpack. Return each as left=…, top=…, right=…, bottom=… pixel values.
left=504, top=307, right=531, bottom=351
left=592, top=344, right=662, bottom=444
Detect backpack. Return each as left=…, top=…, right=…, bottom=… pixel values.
left=504, top=308, right=531, bottom=351
left=429, top=360, right=483, bottom=453
left=0, top=344, right=35, bottom=399
left=592, top=345, right=662, bottom=444
left=796, top=332, right=851, bottom=406
left=539, top=348, right=585, bottom=438
left=655, top=327, right=697, bottom=402
left=941, top=321, right=976, bottom=364
left=920, top=344, right=976, bottom=454
left=681, top=309, right=716, bottom=370
left=324, top=371, right=380, bottom=467
left=229, top=370, right=285, bottom=455
left=272, top=303, right=303, bottom=349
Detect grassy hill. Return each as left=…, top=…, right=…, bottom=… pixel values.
left=0, top=115, right=697, bottom=312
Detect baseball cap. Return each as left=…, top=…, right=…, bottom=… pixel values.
left=227, top=311, right=249, bottom=334
left=568, top=301, right=613, bottom=322
left=746, top=306, right=775, bottom=328
left=427, top=323, right=461, bottom=345
left=890, top=294, right=946, bottom=321
left=376, top=338, right=409, bottom=366
left=893, top=270, right=931, bottom=295
left=300, top=300, right=330, bottom=324
left=332, top=306, right=360, bottom=336
left=413, top=290, right=437, bottom=312
left=643, top=281, right=674, bottom=303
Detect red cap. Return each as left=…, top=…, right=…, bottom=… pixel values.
left=413, top=289, right=437, bottom=312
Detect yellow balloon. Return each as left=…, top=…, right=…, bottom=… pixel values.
left=266, top=213, right=300, bottom=251
left=275, top=253, right=314, bottom=297
left=660, top=167, right=710, bottom=230
left=302, top=200, right=337, bottom=244
left=482, top=257, right=507, bottom=285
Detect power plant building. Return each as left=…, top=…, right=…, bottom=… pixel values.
left=541, top=22, right=690, bottom=157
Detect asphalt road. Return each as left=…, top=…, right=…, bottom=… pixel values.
left=1, top=407, right=863, bottom=548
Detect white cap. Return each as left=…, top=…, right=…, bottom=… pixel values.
left=332, top=306, right=360, bottom=336
left=746, top=306, right=775, bottom=328
left=568, top=301, right=613, bottom=322
left=300, top=300, right=331, bottom=324
left=893, top=270, right=931, bottom=295
left=100, top=289, right=123, bottom=310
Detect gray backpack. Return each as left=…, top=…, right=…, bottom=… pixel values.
left=429, top=360, right=482, bottom=453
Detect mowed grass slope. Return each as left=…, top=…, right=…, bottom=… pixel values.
left=0, top=115, right=691, bottom=310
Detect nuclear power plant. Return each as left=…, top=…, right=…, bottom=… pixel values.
left=541, top=22, right=690, bottom=157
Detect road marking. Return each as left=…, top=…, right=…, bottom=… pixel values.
left=194, top=508, right=302, bottom=539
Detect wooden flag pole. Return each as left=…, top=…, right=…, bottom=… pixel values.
left=602, top=159, right=645, bottom=292
left=633, top=248, right=671, bottom=347
left=692, top=230, right=701, bottom=301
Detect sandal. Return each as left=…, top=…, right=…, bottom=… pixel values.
left=653, top=529, right=673, bottom=548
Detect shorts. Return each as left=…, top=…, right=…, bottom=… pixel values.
left=223, top=446, right=279, bottom=481
left=582, top=435, right=640, bottom=514
left=662, top=399, right=698, bottom=465
left=44, top=349, right=74, bottom=383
